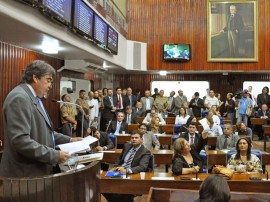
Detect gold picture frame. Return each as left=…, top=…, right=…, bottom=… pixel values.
left=207, top=0, right=258, bottom=62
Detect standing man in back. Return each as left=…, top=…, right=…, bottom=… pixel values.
left=140, top=90, right=154, bottom=114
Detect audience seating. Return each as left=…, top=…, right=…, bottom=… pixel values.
left=128, top=124, right=139, bottom=132
left=137, top=117, right=144, bottom=124
left=263, top=125, right=270, bottom=151
left=165, top=117, right=175, bottom=124
left=162, top=125, right=174, bottom=134
left=147, top=187, right=270, bottom=202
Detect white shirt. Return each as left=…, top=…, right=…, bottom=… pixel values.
left=142, top=113, right=166, bottom=125
left=87, top=99, right=99, bottom=120
left=205, top=96, right=219, bottom=108
left=175, top=115, right=190, bottom=125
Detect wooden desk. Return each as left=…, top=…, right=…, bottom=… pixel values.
left=251, top=118, right=265, bottom=125
left=205, top=150, right=227, bottom=166
left=207, top=136, right=217, bottom=146
left=100, top=172, right=270, bottom=194
left=102, top=149, right=270, bottom=169
left=102, top=149, right=173, bottom=165
left=263, top=125, right=270, bottom=151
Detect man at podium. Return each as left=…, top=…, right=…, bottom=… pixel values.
left=0, top=60, right=82, bottom=177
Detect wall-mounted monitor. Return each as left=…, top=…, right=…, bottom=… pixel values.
left=93, top=14, right=108, bottom=47
left=107, top=26, right=118, bottom=55
left=73, top=0, right=94, bottom=39
left=163, top=43, right=191, bottom=62
left=40, top=0, right=72, bottom=27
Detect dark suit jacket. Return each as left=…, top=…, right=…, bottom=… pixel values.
left=224, top=13, right=244, bottom=32
left=0, top=84, right=70, bottom=177
left=127, top=94, right=137, bottom=108
left=98, top=132, right=114, bottom=150
left=255, top=110, right=270, bottom=124
left=124, top=113, right=138, bottom=124
left=133, top=107, right=146, bottom=117
left=101, top=95, right=116, bottom=120
left=107, top=121, right=128, bottom=134
left=113, top=94, right=129, bottom=110
left=257, top=93, right=270, bottom=109
left=180, top=132, right=201, bottom=147
left=116, top=143, right=151, bottom=173
left=189, top=98, right=204, bottom=117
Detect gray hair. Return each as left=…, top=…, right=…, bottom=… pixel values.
left=21, top=60, right=56, bottom=84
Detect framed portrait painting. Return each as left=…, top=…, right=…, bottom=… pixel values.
left=207, top=0, right=258, bottom=62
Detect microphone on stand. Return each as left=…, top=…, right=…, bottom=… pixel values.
left=106, top=120, right=112, bottom=133
left=51, top=99, right=84, bottom=138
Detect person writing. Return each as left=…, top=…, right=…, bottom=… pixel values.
left=0, top=60, right=82, bottom=177
left=227, top=137, right=262, bottom=173
left=172, top=130, right=208, bottom=175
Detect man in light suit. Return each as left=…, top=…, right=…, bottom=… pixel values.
left=140, top=90, right=154, bottom=114
left=0, top=60, right=82, bottom=177
left=127, top=87, right=137, bottom=108
left=138, top=123, right=160, bottom=150
left=107, top=112, right=128, bottom=134
left=216, top=124, right=240, bottom=150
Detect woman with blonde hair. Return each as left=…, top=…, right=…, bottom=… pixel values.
left=148, top=116, right=163, bottom=134
left=172, top=131, right=208, bottom=175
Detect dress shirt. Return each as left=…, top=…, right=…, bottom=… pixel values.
left=122, top=145, right=142, bottom=173
left=146, top=98, right=151, bottom=110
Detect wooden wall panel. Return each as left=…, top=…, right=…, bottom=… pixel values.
left=0, top=41, right=63, bottom=144
left=115, top=73, right=270, bottom=111
left=127, top=0, right=270, bottom=72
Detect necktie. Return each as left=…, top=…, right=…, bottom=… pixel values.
left=129, top=96, right=132, bottom=106
left=36, top=97, right=55, bottom=149
left=115, top=122, right=121, bottom=134
left=190, top=136, right=194, bottom=145
left=223, top=136, right=228, bottom=149
left=118, top=95, right=122, bottom=108
left=124, top=148, right=136, bottom=168
left=109, top=96, right=113, bottom=107
left=128, top=115, right=131, bottom=125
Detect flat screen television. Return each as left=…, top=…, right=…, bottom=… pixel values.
left=163, top=43, right=191, bottom=62
left=93, top=14, right=108, bottom=48
left=107, top=26, right=118, bottom=55
left=40, top=0, right=72, bottom=27
left=73, top=0, right=94, bottom=39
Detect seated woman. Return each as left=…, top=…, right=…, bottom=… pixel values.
left=206, top=116, right=223, bottom=136
left=175, top=107, right=190, bottom=125
left=172, top=131, right=208, bottom=175
left=147, top=116, right=163, bottom=134
left=208, top=108, right=220, bottom=125
left=227, top=137, right=262, bottom=173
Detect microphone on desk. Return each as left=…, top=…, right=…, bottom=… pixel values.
left=265, top=169, right=269, bottom=180
left=51, top=99, right=84, bottom=138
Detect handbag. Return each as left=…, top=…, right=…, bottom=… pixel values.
left=211, top=165, right=234, bottom=180
left=246, top=98, right=252, bottom=117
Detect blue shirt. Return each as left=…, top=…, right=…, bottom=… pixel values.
left=239, top=97, right=253, bottom=115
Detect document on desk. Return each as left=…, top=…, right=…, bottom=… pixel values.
left=58, top=136, right=98, bottom=154
left=78, top=153, right=104, bottom=164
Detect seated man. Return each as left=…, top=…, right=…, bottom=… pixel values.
left=255, top=104, right=270, bottom=139
left=216, top=124, right=240, bottom=150
left=133, top=102, right=145, bottom=117
left=107, top=112, right=128, bottom=134
left=180, top=122, right=201, bottom=147
left=124, top=106, right=138, bottom=124
left=236, top=121, right=253, bottom=140
left=142, top=109, right=166, bottom=125
left=138, top=123, right=160, bottom=150
left=92, top=130, right=114, bottom=151
left=103, top=130, right=151, bottom=202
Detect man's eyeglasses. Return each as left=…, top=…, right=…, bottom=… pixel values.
left=139, top=128, right=147, bottom=130
left=224, top=128, right=231, bottom=130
